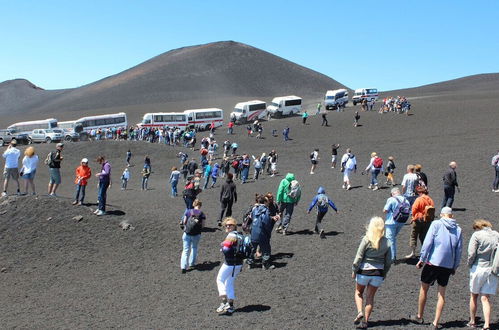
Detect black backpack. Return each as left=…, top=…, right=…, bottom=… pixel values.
left=241, top=205, right=254, bottom=233
left=184, top=210, right=203, bottom=235
left=393, top=196, right=411, bottom=223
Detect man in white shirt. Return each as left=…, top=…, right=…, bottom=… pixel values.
left=401, top=164, right=418, bottom=205
left=2, top=140, right=21, bottom=196
left=341, top=148, right=357, bottom=190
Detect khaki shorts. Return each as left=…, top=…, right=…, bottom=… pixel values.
left=3, top=168, right=19, bottom=180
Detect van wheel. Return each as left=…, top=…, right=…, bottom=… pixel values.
left=353, top=101, right=357, bottom=106
left=65, top=135, right=73, bottom=142
left=27, top=138, right=33, bottom=144
left=205, top=124, right=210, bottom=131
left=45, top=137, right=52, bottom=143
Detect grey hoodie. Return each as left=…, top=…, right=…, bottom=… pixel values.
left=419, top=217, right=463, bottom=270
left=467, top=227, right=499, bottom=268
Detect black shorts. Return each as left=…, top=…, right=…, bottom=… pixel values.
left=421, top=264, right=453, bottom=287
left=311, top=160, right=318, bottom=165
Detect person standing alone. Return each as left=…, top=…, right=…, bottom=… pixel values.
left=441, top=161, right=459, bottom=208
left=491, top=150, right=499, bottom=192
left=310, top=148, right=319, bottom=174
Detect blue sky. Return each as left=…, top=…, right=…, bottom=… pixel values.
left=1, top=1, right=498, bottom=91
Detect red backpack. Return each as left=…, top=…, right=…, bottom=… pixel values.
left=231, top=160, right=239, bottom=169
left=373, top=157, right=383, bottom=168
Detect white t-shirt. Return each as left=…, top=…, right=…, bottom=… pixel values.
left=2, top=147, right=20, bottom=169
left=312, top=151, right=319, bottom=161
left=401, top=173, right=418, bottom=197
left=22, top=155, right=39, bottom=174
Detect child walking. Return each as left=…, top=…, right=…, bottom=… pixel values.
left=72, top=158, right=92, bottom=205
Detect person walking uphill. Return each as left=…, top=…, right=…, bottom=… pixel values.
left=491, top=150, right=499, bottom=192
left=352, top=217, right=392, bottom=329
left=95, top=156, right=111, bottom=216
left=72, top=158, right=91, bottom=205
left=442, top=161, right=459, bottom=208
left=180, top=199, right=206, bottom=273
left=247, top=195, right=276, bottom=270
left=218, top=173, right=237, bottom=226
left=383, top=187, right=410, bottom=263
left=47, top=143, right=64, bottom=197
left=307, top=187, right=338, bottom=238
left=276, top=173, right=301, bottom=235
left=411, top=207, right=463, bottom=329
left=2, top=140, right=21, bottom=197
left=405, top=186, right=435, bottom=259
left=467, top=219, right=499, bottom=329
left=364, top=152, right=383, bottom=190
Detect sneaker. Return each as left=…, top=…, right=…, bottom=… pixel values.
left=342, top=184, right=346, bottom=189
left=77, top=201, right=83, bottom=206
left=319, top=230, right=325, bottom=239
left=181, top=269, right=187, bottom=274
left=347, top=185, right=351, bottom=190
left=282, top=229, right=288, bottom=236
left=49, top=193, right=58, bottom=197
left=275, top=225, right=282, bottom=233
left=310, top=172, right=314, bottom=175
left=263, top=264, right=276, bottom=270
left=72, top=201, right=78, bottom=205
left=1, top=191, right=6, bottom=197
left=93, top=209, right=100, bottom=214
left=216, top=302, right=229, bottom=313
left=225, top=305, right=235, bottom=314
left=494, top=189, right=499, bottom=193
left=368, top=184, right=372, bottom=189
left=95, top=210, right=106, bottom=216
left=217, top=221, right=222, bottom=227
left=373, top=186, right=379, bottom=191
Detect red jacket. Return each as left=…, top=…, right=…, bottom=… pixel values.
left=75, top=165, right=92, bottom=185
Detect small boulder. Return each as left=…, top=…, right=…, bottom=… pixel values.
left=72, top=215, right=84, bottom=222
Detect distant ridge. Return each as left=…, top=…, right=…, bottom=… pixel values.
left=0, top=41, right=346, bottom=121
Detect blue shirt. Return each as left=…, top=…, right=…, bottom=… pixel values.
left=383, top=195, right=407, bottom=225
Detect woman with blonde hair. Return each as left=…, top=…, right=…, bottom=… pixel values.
left=20, top=146, right=38, bottom=195
left=352, top=217, right=392, bottom=328
left=216, top=217, right=245, bottom=314
left=467, top=219, right=499, bottom=329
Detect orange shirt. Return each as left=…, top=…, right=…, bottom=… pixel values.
left=411, top=194, right=434, bottom=221
left=75, top=165, right=92, bottom=185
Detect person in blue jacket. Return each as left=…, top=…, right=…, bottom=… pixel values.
left=247, top=194, right=275, bottom=270
left=210, top=163, right=220, bottom=188
left=307, top=186, right=338, bottom=238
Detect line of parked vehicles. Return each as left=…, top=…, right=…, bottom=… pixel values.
left=0, top=88, right=378, bottom=145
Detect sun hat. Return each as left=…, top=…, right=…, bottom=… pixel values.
left=81, top=158, right=88, bottom=163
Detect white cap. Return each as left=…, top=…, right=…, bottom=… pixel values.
left=81, top=158, right=89, bottom=163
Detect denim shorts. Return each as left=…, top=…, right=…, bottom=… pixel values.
left=356, top=274, right=384, bottom=287
left=22, top=170, right=36, bottom=179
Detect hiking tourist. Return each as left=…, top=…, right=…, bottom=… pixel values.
left=95, top=156, right=111, bottom=216
left=2, top=140, right=21, bottom=196
left=302, top=110, right=308, bottom=124
left=141, top=157, right=152, bottom=190
left=247, top=194, right=275, bottom=270
left=401, top=164, right=418, bottom=206
left=169, top=166, right=181, bottom=197
left=411, top=207, right=463, bottom=329
left=210, top=163, right=219, bottom=188
left=316, top=102, right=322, bottom=115
left=283, top=126, right=290, bottom=141
left=180, top=199, right=205, bottom=274
left=352, top=217, right=392, bottom=329
left=405, top=186, right=435, bottom=259
left=219, top=173, right=237, bottom=226
left=240, top=154, right=250, bottom=184
left=126, top=149, right=132, bottom=166
left=383, top=187, right=410, bottom=262
left=310, top=148, right=319, bottom=175
left=415, top=164, right=428, bottom=188
left=492, top=150, right=499, bottom=192
left=276, top=173, right=301, bottom=235
left=20, top=146, right=38, bottom=195
left=183, top=175, right=200, bottom=211
left=321, top=111, right=328, bottom=126
left=331, top=144, right=340, bottom=168
left=385, top=156, right=396, bottom=186
left=364, top=152, right=383, bottom=190
left=307, top=186, right=338, bottom=238
left=251, top=154, right=262, bottom=180
left=341, top=149, right=357, bottom=190
left=47, top=143, right=64, bottom=197
left=72, top=158, right=91, bottom=205
left=442, top=161, right=459, bottom=208
left=354, top=111, right=360, bottom=127
left=121, top=167, right=130, bottom=190
left=216, top=217, right=244, bottom=315
left=467, top=219, right=499, bottom=329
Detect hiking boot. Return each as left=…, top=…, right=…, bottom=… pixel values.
left=181, top=269, right=187, bottom=274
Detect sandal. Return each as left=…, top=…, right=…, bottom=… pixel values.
left=353, top=312, right=363, bottom=325
left=466, top=321, right=477, bottom=328
left=409, top=314, right=424, bottom=324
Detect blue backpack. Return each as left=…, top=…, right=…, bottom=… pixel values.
left=393, top=196, right=411, bottom=223
left=233, top=231, right=252, bottom=259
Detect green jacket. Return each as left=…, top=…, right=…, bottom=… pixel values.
left=276, top=173, right=299, bottom=203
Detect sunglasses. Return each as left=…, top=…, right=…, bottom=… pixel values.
left=225, top=224, right=236, bottom=228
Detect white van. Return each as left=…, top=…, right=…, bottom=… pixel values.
left=266, top=96, right=302, bottom=118
left=230, top=100, right=267, bottom=124
left=184, top=108, right=224, bottom=131
left=324, top=89, right=349, bottom=110
left=352, top=88, right=379, bottom=105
